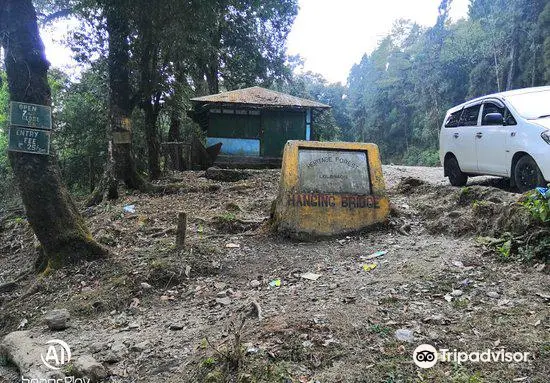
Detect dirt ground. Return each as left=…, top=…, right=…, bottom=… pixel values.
left=0, top=165, right=549, bottom=383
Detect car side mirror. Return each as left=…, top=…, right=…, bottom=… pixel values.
left=484, top=112, right=504, bottom=125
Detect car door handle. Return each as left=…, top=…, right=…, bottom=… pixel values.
left=453, top=133, right=459, bottom=138
left=476, top=132, right=483, bottom=138
left=511, top=132, right=516, bottom=137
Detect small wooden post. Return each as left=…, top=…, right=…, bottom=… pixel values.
left=176, top=212, right=187, bottom=249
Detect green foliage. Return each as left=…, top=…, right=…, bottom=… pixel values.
left=402, top=148, right=440, bottom=166
left=51, top=64, right=109, bottom=193
left=521, top=189, right=550, bottom=223
left=275, top=71, right=346, bottom=141
left=347, top=0, right=550, bottom=164
left=496, top=239, right=512, bottom=259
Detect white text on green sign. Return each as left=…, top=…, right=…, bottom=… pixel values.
left=9, top=101, right=52, bottom=130
left=8, top=127, right=51, bottom=155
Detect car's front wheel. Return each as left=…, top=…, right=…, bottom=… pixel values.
left=446, top=156, right=468, bottom=187
left=514, top=155, right=545, bottom=193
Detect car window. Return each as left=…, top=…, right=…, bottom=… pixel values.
left=444, top=109, right=462, bottom=128
left=504, top=109, right=517, bottom=125
left=481, top=102, right=505, bottom=126
left=458, top=104, right=481, bottom=126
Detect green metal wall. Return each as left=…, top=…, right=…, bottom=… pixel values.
left=207, top=110, right=306, bottom=157
left=261, top=110, right=306, bottom=157
left=208, top=113, right=261, bottom=139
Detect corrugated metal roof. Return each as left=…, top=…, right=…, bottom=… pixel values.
left=191, top=86, right=331, bottom=109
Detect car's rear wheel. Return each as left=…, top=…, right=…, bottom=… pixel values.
left=514, top=155, right=545, bottom=193
left=446, top=156, right=468, bottom=186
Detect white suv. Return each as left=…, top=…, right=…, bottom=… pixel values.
left=439, top=86, right=550, bottom=192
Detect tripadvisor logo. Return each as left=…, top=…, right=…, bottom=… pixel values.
left=413, top=344, right=531, bottom=369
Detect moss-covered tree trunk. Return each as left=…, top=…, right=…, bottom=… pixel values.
left=0, top=0, right=108, bottom=270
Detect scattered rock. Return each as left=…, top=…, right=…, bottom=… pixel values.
left=486, top=291, right=500, bottom=299
left=217, top=289, right=234, bottom=297
left=205, top=167, right=250, bottom=182
left=140, top=282, right=153, bottom=290
left=423, top=314, right=449, bottom=325
left=128, top=322, right=140, bottom=330
left=249, top=280, right=261, bottom=288
left=44, top=309, right=70, bottom=331
left=0, top=331, right=59, bottom=380
left=169, top=324, right=184, bottom=331
left=216, top=297, right=231, bottom=306
left=301, top=272, right=321, bottom=281
left=89, top=342, right=108, bottom=354
left=0, top=281, right=17, bottom=294
left=101, top=351, right=121, bottom=364
left=452, top=260, right=465, bottom=268
left=130, top=340, right=151, bottom=353
left=214, top=282, right=227, bottom=290
left=110, top=341, right=127, bottom=359
left=73, top=355, right=108, bottom=383
left=451, top=289, right=463, bottom=297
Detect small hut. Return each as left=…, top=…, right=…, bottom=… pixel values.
left=189, top=86, right=330, bottom=166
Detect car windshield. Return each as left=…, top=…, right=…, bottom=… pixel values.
left=506, top=89, right=550, bottom=119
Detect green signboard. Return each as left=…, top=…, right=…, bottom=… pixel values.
left=9, top=101, right=52, bottom=130
left=8, top=127, right=51, bottom=155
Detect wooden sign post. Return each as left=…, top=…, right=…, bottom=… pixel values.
left=272, top=141, right=390, bottom=238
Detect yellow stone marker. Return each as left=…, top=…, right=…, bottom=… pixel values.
left=273, top=140, right=390, bottom=238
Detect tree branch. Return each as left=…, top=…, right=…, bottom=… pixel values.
left=39, top=8, right=72, bottom=25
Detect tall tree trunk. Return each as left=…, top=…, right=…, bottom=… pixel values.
left=205, top=63, right=220, bottom=94
left=506, top=42, right=517, bottom=91
left=0, top=0, right=107, bottom=270
left=143, top=95, right=162, bottom=180
left=493, top=49, right=501, bottom=92
left=137, top=12, right=162, bottom=181
left=88, top=4, right=150, bottom=205
left=106, top=6, right=148, bottom=189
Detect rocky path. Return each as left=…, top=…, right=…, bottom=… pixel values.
left=0, top=166, right=548, bottom=382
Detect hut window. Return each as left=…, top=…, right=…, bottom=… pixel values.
left=249, top=110, right=260, bottom=116
left=210, top=109, right=221, bottom=114
left=236, top=110, right=247, bottom=115
left=222, top=109, right=235, bottom=114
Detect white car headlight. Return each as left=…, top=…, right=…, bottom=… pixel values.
left=542, top=131, right=550, bottom=145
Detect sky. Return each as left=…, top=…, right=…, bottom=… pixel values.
left=41, top=0, right=470, bottom=84
left=286, top=0, right=470, bottom=83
